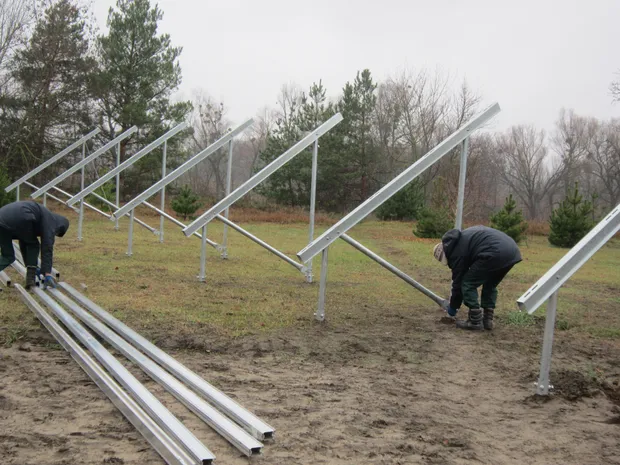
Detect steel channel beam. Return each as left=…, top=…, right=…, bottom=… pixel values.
left=536, top=291, right=558, bottom=395
left=15, top=285, right=196, bottom=465
left=11, top=260, right=28, bottom=278
left=517, top=203, right=620, bottom=313
left=32, top=127, right=138, bottom=199
left=13, top=241, right=60, bottom=279
left=49, top=288, right=263, bottom=456
left=67, top=123, right=188, bottom=207
left=183, top=113, right=343, bottom=236
left=33, top=288, right=215, bottom=464
left=215, top=214, right=304, bottom=271
left=22, top=182, right=80, bottom=213
left=340, top=234, right=447, bottom=307
left=114, top=119, right=254, bottom=220
left=455, top=138, right=469, bottom=230
left=6, top=129, right=101, bottom=193
left=0, top=271, right=11, bottom=287
left=58, top=281, right=275, bottom=440
left=141, top=201, right=220, bottom=248
left=297, top=103, right=501, bottom=263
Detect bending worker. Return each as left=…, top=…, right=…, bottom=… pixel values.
left=433, top=225, right=522, bottom=331
left=0, top=200, right=69, bottom=289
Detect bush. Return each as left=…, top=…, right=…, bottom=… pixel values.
left=375, top=180, right=424, bottom=221
left=0, top=166, right=16, bottom=208
left=413, top=207, right=454, bottom=239
left=171, top=185, right=201, bottom=220
left=489, top=194, right=528, bottom=243
left=549, top=183, right=595, bottom=248
left=86, top=181, right=116, bottom=212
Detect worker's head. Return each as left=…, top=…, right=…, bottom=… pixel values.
left=53, top=214, right=70, bottom=238
left=433, top=242, right=448, bottom=266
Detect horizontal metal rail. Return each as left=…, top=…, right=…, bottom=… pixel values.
left=6, top=129, right=101, bottom=193
left=517, top=203, right=620, bottom=313
left=22, top=182, right=80, bottom=213
left=11, top=260, right=27, bottom=278
left=34, top=288, right=215, bottom=464
left=32, top=127, right=138, bottom=199
left=183, top=113, right=343, bottom=236
left=298, top=103, right=501, bottom=263
left=15, top=285, right=196, bottom=465
left=0, top=271, right=11, bottom=287
left=215, top=214, right=304, bottom=271
left=59, top=281, right=275, bottom=440
left=113, top=119, right=254, bottom=220
left=340, top=234, right=447, bottom=307
left=50, top=288, right=263, bottom=457
left=67, top=123, right=189, bottom=207
left=142, top=201, right=220, bottom=248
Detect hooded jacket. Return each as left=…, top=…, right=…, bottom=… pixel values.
left=442, top=226, right=522, bottom=309
left=0, top=201, right=69, bottom=275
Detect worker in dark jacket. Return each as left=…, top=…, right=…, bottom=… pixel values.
left=433, top=226, right=522, bottom=330
left=0, top=201, right=69, bottom=289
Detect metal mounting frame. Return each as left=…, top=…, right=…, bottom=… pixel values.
left=296, top=103, right=501, bottom=321
left=182, top=113, right=343, bottom=282
left=517, top=203, right=620, bottom=395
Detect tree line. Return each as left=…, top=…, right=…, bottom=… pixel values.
left=1, top=0, right=618, bottom=229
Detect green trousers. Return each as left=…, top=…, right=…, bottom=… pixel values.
left=461, top=264, right=514, bottom=310
left=0, top=228, right=39, bottom=272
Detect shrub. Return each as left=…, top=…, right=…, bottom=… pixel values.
left=86, top=181, right=116, bottom=212
left=413, top=207, right=454, bottom=239
left=375, top=180, right=424, bottom=221
left=549, top=183, right=595, bottom=248
left=489, top=194, right=528, bottom=243
left=171, top=185, right=202, bottom=220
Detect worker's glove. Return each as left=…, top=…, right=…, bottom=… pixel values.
left=35, top=268, right=42, bottom=278
left=446, top=306, right=458, bottom=317
left=43, top=275, right=57, bottom=290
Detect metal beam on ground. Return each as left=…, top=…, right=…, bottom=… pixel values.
left=113, top=119, right=254, bottom=220
left=50, top=288, right=263, bottom=457
left=66, top=123, right=188, bottom=207
left=59, top=281, right=275, bottom=441
left=0, top=271, right=11, bottom=287
left=31, top=127, right=138, bottom=199
left=15, top=285, right=196, bottom=465
left=5, top=129, right=101, bottom=193
left=34, top=288, right=215, bottom=465
left=297, top=103, right=501, bottom=264
left=183, top=113, right=343, bottom=237
left=517, top=203, right=620, bottom=314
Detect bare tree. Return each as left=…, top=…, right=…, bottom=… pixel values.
left=610, top=71, right=620, bottom=103
left=552, top=109, right=589, bottom=196
left=495, top=125, right=563, bottom=219
left=0, top=0, right=34, bottom=86
left=585, top=118, right=620, bottom=208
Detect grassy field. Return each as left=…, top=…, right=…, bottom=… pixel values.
left=1, top=207, right=619, bottom=344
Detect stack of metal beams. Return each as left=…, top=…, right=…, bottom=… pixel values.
left=6, top=247, right=274, bottom=465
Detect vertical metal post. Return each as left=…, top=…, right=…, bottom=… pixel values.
left=316, top=248, right=329, bottom=321
left=221, top=140, right=234, bottom=259
left=159, top=141, right=167, bottom=243
left=127, top=209, right=135, bottom=256
left=455, top=137, right=469, bottom=230
left=536, top=291, right=559, bottom=395
left=115, top=143, right=121, bottom=231
left=306, top=139, right=319, bottom=283
left=78, top=142, right=86, bottom=241
left=15, top=184, right=19, bottom=201
left=198, top=225, right=207, bottom=282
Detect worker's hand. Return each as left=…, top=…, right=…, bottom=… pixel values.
left=43, top=274, right=57, bottom=290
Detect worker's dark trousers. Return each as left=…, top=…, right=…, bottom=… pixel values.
left=461, top=264, right=514, bottom=310
left=0, top=228, right=38, bottom=272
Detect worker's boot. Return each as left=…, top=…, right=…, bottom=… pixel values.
left=483, top=308, right=494, bottom=330
left=25, top=266, right=36, bottom=290
left=456, top=308, right=484, bottom=331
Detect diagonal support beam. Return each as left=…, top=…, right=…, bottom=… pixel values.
left=32, top=127, right=138, bottom=199
left=113, top=119, right=254, bottom=220
left=297, top=103, right=501, bottom=263
left=182, top=113, right=343, bottom=237
left=67, top=123, right=188, bottom=207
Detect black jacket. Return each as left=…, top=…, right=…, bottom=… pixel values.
left=442, top=226, right=522, bottom=309
left=0, top=201, right=69, bottom=274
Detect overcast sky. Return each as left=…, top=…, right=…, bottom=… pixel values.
left=92, top=0, right=620, bottom=133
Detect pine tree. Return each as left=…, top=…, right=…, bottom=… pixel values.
left=549, top=183, right=595, bottom=248
left=413, top=208, right=454, bottom=238
left=375, top=179, right=424, bottom=221
left=489, top=194, right=528, bottom=243
left=171, top=185, right=201, bottom=220
left=94, top=0, right=192, bottom=193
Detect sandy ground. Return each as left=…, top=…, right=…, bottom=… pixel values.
left=1, top=309, right=620, bottom=465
